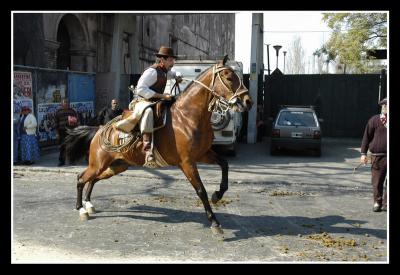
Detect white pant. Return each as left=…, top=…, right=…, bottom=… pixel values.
left=140, top=108, right=153, bottom=133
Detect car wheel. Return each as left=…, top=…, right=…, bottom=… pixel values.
left=211, top=111, right=231, bottom=131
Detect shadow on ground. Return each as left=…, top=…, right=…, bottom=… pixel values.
left=93, top=205, right=386, bottom=242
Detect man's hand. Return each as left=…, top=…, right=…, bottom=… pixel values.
left=163, top=94, right=173, bottom=101
left=175, top=76, right=183, bottom=84
left=360, top=155, right=368, bottom=165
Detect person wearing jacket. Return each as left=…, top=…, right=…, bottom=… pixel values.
left=18, top=106, right=40, bottom=165
left=360, top=98, right=387, bottom=212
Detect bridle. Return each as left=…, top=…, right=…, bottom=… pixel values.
left=181, top=64, right=248, bottom=114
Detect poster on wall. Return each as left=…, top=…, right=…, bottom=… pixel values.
left=37, top=103, right=60, bottom=142
left=70, top=101, right=95, bottom=126
left=13, top=71, right=33, bottom=114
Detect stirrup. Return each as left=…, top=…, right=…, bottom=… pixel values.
left=143, top=153, right=157, bottom=168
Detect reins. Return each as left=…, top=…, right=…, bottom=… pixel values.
left=181, top=64, right=248, bottom=114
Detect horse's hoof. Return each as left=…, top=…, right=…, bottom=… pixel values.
left=79, top=212, right=90, bottom=221
left=83, top=201, right=95, bottom=214
left=211, top=191, right=220, bottom=204
left=79, top=207, right=90, bottom=221
left=211, top=226, right=224, bottom=235
left=86, top=207, right=96, bottom=214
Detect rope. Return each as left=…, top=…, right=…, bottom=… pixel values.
left=99, top=115, right=139, bottom=153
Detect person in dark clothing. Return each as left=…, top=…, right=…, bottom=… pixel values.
left=55, top=99, right=79, bottom=166
left=360, top=97, right=387, bottom=212
left=97, top=99, right=123, bottom=125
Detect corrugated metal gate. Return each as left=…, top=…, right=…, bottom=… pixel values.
left=262, top=73, right=386, bottom=138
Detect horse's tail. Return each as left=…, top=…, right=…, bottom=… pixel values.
left=65, top=126, right=99, bottom=164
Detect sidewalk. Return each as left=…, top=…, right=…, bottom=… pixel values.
left=13, top=137, right=364, bottom=184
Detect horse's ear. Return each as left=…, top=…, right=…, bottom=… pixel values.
left=222, top=55, right=229, bottom=65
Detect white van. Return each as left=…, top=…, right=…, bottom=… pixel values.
left=164, top=59, right=244, bottom=155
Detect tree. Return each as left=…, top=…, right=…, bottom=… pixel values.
left=286, top=36, right=306, bottom=74
left=313, top=46, right=336, bottom=74
left=322, top=13, right=387, bottom=73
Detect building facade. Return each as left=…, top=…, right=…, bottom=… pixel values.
left=14, top=13, right=235, bottom=110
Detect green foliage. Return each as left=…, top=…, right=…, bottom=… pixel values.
left=322, top=13, right=387, bottom=73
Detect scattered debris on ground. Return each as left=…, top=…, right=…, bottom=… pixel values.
left=306, top=232, right=357, bottom=249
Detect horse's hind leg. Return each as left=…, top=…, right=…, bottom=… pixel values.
left=198, top=150, right=228, bottom=204
left=76, top=168, right=98, bottom=220
left=76, top=162, right=111, bottom=220
left=179, top=161, right=223, bottom=235
left=83, top=161, right=129, bottom=214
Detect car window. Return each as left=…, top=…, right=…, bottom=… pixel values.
left=277, top=111, right=317, bottom=127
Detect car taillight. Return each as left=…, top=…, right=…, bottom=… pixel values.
left=271, top=129, right=280, bottom=138
left=313, top=130, right=321, bottom=139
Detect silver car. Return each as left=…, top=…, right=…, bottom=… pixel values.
left=270, top=106, right=322, bottom=156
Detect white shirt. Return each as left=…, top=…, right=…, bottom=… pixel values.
left=136, top=67, right=182, bottom=99
left=23, top=113, right=38, bottom=135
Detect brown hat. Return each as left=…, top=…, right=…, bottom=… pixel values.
left=379, top=97, right=387, bottom=105
left=155, top=46, right=177, bottom=58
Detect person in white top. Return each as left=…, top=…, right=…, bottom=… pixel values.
left=115, top=46, right=182, bottom=164
left=18, top=106, right=40, bottom=165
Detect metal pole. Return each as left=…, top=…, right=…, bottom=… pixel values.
left=378, top=68, right=385, bottom=103
left=283, top=51, right=287, bottom=73
left=266, top=44, right=270, bottom=75
left=247, top=13, right=263, bottom=144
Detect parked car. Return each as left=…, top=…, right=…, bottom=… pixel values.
left=164, top=59, right=244, bottom=155
left=270, top=105, right=322, bottom=156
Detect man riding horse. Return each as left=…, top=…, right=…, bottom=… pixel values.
left=114, top=46, right=183, bottom=164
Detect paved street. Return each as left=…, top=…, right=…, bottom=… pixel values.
left=12, top=138, right=388, bottom=263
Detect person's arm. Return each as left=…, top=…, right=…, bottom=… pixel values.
left=137, top=68, right=172, bottom=100
left=73, top=109, right=80, bottom=126
left=136, top=69, right=157, bottom=99
left=97, top=108, right=106, bottom=125
left=360, top=117, right=374, bottom=164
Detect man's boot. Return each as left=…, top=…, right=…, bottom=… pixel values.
left=142, top=132, right=155, bottom=163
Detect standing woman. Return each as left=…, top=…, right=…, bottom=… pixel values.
left=19, top=106, right=40, bottom=165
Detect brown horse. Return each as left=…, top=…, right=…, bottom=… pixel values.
left=65, top=55, right=252, bottom=234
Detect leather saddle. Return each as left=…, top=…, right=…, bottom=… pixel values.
left=120, top=100, right=170, bottom=133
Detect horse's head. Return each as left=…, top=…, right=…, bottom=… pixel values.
left=210, top=55, right=253, bottom=113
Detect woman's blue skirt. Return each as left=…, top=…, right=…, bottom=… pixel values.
left=20, top=134, right=40, bottom=162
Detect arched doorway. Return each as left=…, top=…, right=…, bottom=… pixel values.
left=56, top=19, right=71, bottom=70
left=56, top=14, right=89, bottom=72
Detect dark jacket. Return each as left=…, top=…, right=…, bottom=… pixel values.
left=361, top=114, right=387, bottom=155
left=97, top=107, right=123, bottom=125
left=55, top=107, right=79, bottom=132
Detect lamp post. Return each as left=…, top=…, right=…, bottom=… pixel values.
left=283, top=51, right=287, bottom=73
left=273, top=45, right=282, bottom=70
left=264, top=44, right=271, bottom=75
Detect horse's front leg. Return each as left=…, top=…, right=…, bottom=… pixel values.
left=179, top=161, right=224, bottom=235
left=198, top=150, right=228, bottom=204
